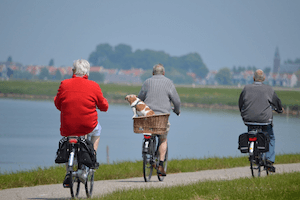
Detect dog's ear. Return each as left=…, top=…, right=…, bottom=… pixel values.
left=125, top=95, right=128, bottom=100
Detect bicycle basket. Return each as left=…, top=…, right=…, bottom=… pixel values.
left=133, top=113, right=170, bottom=135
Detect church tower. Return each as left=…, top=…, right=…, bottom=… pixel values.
left=273, top=47, right=280, bottom=73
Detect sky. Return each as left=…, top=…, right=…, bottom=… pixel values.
left=1, top=0, right=300, bottom=71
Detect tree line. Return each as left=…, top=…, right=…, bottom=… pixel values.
left=88, top=43, right=209, bottom=84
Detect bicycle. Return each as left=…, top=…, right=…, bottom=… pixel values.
left=142, top=133, right=168, bottom=182
left=239, top=125, right=274, bottom=177
left=133, top=113, right=170, bottom=182
left=64, top=136, right=95, bottom=198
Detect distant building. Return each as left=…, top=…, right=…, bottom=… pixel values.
left=273, top=47, right=300, bottom=74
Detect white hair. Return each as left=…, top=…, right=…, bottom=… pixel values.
left=153, top=63, right=165, bottom=75
left=254, top=69, right=265, bottom=82
left=73, top=59, right=90, bottom=76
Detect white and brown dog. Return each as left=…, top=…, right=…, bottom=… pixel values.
left=125, top=94, right=155, bottom=118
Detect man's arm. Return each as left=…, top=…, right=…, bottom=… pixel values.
left=137, top=82, right=147, bottom=101
left=238, top=89, right=245, bottom=112
left=271, top=91, right=283, bottom=113
left=169, top=85, right=181, bottom=115
left=95, top=84, right=109, bottom=112
left=54, top=82, right=63, bottom=111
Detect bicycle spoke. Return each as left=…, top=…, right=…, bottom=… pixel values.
left=143, top=153, right=153, bottom=182
left=85, top=169, right=94, bottom=198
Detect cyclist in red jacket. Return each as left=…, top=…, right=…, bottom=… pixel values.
left=54, top=59, right=109, bottom=186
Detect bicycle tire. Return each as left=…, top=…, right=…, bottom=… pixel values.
left=69, top=171, right=80, bottom=198
left=250, top=155, right=261, bottom=177
left=143, top=153, right=153, bottom=182
left=85, top=169, right=94, bottom=198
left=157, top=146, right=168, bottom=181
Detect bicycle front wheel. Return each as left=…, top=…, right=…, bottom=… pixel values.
left=157, top=146, right=168, bottom=181
left=250, top=155, right=261, bottom=177
left=70, top=172, right=80, bottom=198
left=85, top=169, right=94, bottom=198
left=143, top=153, right=153, bottom=182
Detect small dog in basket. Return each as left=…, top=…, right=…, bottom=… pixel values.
left=125, top=94, right=155, bottom=118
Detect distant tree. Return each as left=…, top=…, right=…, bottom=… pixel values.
left=7, top=67, right=14, bottom=78
left=180, top=53, right=208, bottom=79
left=11, top=70, right=33, bottom=80
left=295, top=70, right=300, bottom=88
left=55, top=69, right=62, bottom=80
left=263, top=67, right=271, bottom=75
left=63, top=74, right=72, bottom=80
left=88, top=43, right=114, bottom=66
left=38, top=67, right=50, bottom=80
left=215, top=68, right=232, bottom=85
left=89, top=72, right=105, bottom=82
left=7, top=56, right=12, bottom=63
left=49, top=59, right=54, bottom=66
left=232, top=66, right=238, bottom=73
left=284, top=58, right=300, bottom=64
left=237, top=66, right=246, bottom=73
left=140, top=70, right=152, bottom=82
left=166, top=68, right=194, bottom=84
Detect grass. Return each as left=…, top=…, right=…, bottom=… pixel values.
left=95, top=172, right=300, bottom=200
left=1, top=154, right=300, bottom=190
left=0, top=80, right=300, bottom=109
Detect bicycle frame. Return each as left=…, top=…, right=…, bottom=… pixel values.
left=247, top=126, right=269, bottom=177
left=65, top=136, right=94, bottom=198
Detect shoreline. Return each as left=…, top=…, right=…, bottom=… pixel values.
left=0, top=92, right=299, bottom=116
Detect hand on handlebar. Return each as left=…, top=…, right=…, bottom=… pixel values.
left=172, top=107, right=180, bottom=116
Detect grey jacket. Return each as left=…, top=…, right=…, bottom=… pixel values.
left=238, top=82, right=283, bottom=124
left=138, top=75, right=181, bottom=115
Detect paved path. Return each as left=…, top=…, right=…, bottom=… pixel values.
left=1, top=163, right=300, bottom=200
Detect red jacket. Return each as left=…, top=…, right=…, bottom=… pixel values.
left=54, top=75, right=109, bottom=136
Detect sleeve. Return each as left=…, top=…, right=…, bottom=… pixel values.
left=238, top=89, right=245, bottom=112
left=169, top=84, right=181, bottom=115
left=137, top=82, right=147, bottom=101
left=54, top=81, right=63, bottom=111
left=271, top=91, right=283, bottom=113
left=95, top=84, right=109, bottom=112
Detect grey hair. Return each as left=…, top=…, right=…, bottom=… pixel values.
left=254, top=69, right=265, bottom=82
left=73, top=59, right=90, bottom=76
left=153, top=63, right=165, bottom=75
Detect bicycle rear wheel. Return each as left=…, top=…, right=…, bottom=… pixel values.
left=85, top=169, right=94, bottom=198
left=157, top=146, right=168, bottom=181
left=143, top=153, right=154, bottom=182
left=70, top=172, right=80, bottom=198
left=250, top=155, right=261, bottom=177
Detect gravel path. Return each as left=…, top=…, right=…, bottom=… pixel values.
left=1, top=163, right=299, bottom=200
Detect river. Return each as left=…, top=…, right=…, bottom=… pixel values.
left=0, top=98, right=299, bottom=173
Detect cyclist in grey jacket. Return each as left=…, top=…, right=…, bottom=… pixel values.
left=138, top=63, right=181, bottom=176
left=238, top=69, right=283, bottom=170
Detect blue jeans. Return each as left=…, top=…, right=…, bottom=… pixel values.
left=248, top=125, right=275, bottom=163
left=265, top=125, right=275, bottom=163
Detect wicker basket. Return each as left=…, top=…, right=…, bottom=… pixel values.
left=133, top=113, right=170, bottom=134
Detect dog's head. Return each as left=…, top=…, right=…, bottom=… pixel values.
left=125, top=94, right=138, bottom=104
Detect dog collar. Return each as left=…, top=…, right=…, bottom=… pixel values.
left=131, top=99, right=141, bottom=108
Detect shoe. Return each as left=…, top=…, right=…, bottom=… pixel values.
left=63, top=174, right=71, bottom=188
left=92, top=162, right=100, bottom=169
left=266, top=160, right=276, bottom=173
left=157, top=165, right=166, bottom=176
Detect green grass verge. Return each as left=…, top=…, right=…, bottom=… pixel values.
left=1, top=154, right=299, bottom=190
left=95, top=172, right=300, bottom=200
left=0, top=81, right=299, bottom=108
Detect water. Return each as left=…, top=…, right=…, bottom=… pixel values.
left=0, top=98, right=299, bottom=173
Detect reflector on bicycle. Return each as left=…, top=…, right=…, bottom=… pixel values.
left=69, top=139, right=78, bottom=144
left=249, top=137, right=257, bottom=141
left=144, top=135, right=151, bottom=139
